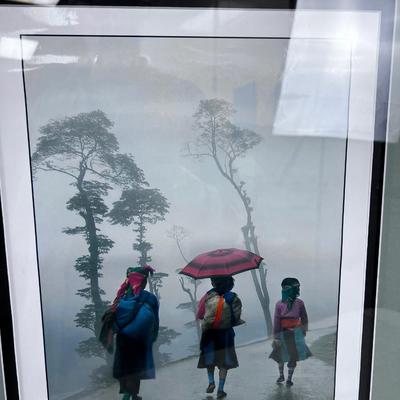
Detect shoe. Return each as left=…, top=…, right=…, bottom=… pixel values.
left=217, top=390, right=227, bottom=399
left=286, top=380, right=294, bottom=387
left=122, top=394, right=131, bottom=400
left=206, top=383, right=216, bottom=393
left=276, top=375, right=285, bottom=384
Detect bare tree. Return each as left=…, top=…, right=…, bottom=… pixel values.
left=168, top=225, right=202, bottom=342
left=185, top=99, right=273, bottom=335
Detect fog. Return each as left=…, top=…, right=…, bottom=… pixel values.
left=23, top=36, right=349, bottom=399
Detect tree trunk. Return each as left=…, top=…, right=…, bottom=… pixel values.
left=77, top=182, right=104, bottom=337
left=248, top=223, right=273, bottom=335
left=241, top=221, right=273, bottom=336
left=136, top=219, right=155, bottom=294
left=189, top=287, right=201, bottom=341
left=193, top=280, right=201, bottom=340
left=175, top=239, right=201, bottom=340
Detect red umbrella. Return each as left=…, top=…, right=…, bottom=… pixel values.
left=179, top=248, right=263, bottom=279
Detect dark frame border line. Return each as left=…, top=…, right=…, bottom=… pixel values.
left=358, top=1, right=396, bottom=399
left=0, top=194, right=20, bottom=400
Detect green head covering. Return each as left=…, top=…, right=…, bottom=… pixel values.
left=126, top=265, right=155, bottom=277
left=281, top=277, right=300, bottom=310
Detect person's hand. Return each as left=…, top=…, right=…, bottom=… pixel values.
left=302, top=329, right=307, bottom=337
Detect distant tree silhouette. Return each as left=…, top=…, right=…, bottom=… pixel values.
left=108, top=188, right=169, bottom=294
left=168, top=225, right=202, bottom=344
left=32, top=110, right=146, bottom=359
left=185, top=99, right=272, bottom=335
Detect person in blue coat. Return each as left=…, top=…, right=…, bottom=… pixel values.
left=112, top=265, right=159, bottom=400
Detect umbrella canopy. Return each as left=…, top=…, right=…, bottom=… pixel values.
left=179, top=248, right=263, bottom=279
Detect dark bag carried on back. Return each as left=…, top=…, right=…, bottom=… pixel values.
left=114, top=291, right=156, bottom=340
left=202, top=291, right=244, bottom=330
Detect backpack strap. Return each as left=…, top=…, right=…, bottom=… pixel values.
left=212, top=296, right=225, bottom=329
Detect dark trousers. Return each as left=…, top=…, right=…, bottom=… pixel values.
left=119, top=374, right=141, bottom=395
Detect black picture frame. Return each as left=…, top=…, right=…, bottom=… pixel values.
left=0, top=2, right=395, bottom=400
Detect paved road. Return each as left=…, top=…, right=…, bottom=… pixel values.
left=79, top=328, right=334, bottom=400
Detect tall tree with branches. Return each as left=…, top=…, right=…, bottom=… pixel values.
left=185, top=98, right=273, bottom=335
left=32, top=110, right=146, bottom=358
left=108, top=187, right=169, bottom=296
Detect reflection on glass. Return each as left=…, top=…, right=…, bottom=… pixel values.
left=370, top=3, right=400, bottom=397
left=23, top=36, right=349, bottom=399
left=0, top=340, right=6, bottom=400
left=370, top=6, right=400, bottom=394
left=371, top=141, right=400, bottom=400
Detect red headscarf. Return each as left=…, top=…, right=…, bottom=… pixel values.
left=112, top=265, right=155, bottom=310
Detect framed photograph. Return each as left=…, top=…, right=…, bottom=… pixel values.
left=0, top=3, right=394, bottom=400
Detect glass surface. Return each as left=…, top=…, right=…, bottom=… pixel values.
left=371, top=139, right=400, bottom=400
left=22, top=34, right=350, bottom=400
left=370, top=2, right=400, bottom=397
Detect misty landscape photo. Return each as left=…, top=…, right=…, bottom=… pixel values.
left=22, top=35, right=350, bottom=400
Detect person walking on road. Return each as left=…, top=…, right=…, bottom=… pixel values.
left=112, top=265, right=159, bottom=400
left=269, top=277, right=312, bottom=387
left=196, top=276, right=244, bottom=399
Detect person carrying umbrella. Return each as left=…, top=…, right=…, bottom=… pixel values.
left=180, top=248, right=262, bottom=399
left=196, top=276, right=242, bottom=399
left=269, top=277, right=312, bottom=387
